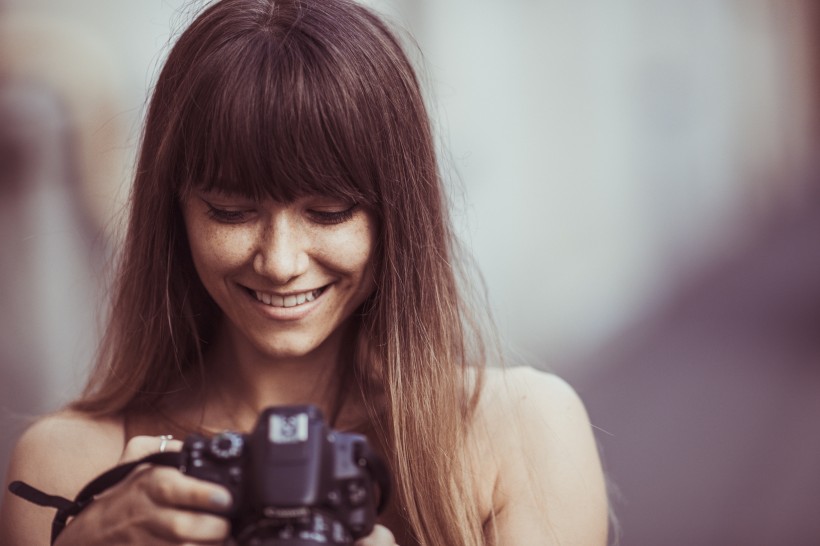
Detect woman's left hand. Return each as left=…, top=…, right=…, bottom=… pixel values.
left=354, top=524, right=398, bottom=546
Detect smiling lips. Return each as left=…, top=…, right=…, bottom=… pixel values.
left=253, top=287, right=324, bottom=308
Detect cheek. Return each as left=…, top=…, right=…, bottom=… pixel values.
left=316, top=222, right=376, bottom=277
left=187, top=220, right=254, bottom=278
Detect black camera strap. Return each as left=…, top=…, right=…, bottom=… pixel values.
left=8, top=451, right=181, bottom=544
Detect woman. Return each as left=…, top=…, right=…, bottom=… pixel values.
left=0, top=0, right=608, bottom=544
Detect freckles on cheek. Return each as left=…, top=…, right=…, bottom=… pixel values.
left=192, top=224, right=254, bottom=271
left=328, top=226, right=376, bottom=273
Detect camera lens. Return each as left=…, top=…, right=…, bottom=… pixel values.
left=237, top=512, right=352, bottom=546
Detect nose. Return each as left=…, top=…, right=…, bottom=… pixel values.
left=252, top=214, right=310, bottom=284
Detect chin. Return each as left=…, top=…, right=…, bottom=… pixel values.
left=251, top=335, right=328, bottom=362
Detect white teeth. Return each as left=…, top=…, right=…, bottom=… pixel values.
left=254, top=288, right=321, bottom=308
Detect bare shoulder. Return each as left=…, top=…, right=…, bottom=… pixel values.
left=6, top=410, right=125, bottom=493
left=480, top=365, right=583, bottom=412
left=0, top=410, right=124, bottom=545
left=474, top=366, right=609, bottom=545
left=475, top=366, right=594, bottom=447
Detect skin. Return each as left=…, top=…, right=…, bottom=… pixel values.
left=179, top=190, right=379, bottom=420
left=0, top=190, right=609, bottom=544
left=474, top=368, right=609, bottom=545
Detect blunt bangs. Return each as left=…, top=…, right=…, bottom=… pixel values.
left=173, top=18, right=381, bottom=208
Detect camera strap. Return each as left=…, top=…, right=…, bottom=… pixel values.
left=8, top=451, right=181, bottom=544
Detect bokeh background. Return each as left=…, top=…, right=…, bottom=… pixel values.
left=1, top=0, right=818, bottom=543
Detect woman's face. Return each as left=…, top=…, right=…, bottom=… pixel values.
left=181, top=189, right=377, bottom=362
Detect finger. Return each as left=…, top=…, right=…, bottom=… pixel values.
left=157, top=435, right=183, bottom=454
left=355, top=524, right=397, bottom=546
left=119, top=435, right=183, bottom=463
left=138, top=466, right=234, bottom=513
left=146, top=506, right=231, bottom=543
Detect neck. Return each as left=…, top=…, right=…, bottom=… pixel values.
left=194, top=320, right=359, bottom=433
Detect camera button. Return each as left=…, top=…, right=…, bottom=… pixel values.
left=346, top=481, right=367, bottom=506
left=326, top=490, right=342, bottom=506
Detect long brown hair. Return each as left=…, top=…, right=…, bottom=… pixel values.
left=74, top=0, right=489, bottom=543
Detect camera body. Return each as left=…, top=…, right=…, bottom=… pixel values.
left=179, top=405, right=388, bottom=546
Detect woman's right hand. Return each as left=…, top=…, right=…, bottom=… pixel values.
left=55, top=435, right=234, bottom=545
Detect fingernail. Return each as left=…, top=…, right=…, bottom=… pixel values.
left=210, top=489, right=233, bottom=509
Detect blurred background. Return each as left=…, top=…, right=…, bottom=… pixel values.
left=1, top=0, right=818, bottom=543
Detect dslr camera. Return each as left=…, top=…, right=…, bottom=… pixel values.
left=180, top=405, right=390, bottom=546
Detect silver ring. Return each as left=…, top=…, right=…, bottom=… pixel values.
left=158, top=435, right=173, bottom=453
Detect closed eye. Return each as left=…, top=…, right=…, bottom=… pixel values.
left=205, top=204, right=253, bottom=224
left=308, top=204, right=358, bottom=225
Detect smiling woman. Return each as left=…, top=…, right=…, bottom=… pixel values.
left=0, top=0, right=608, bottom=544
left=182, top=191, right=377, bottom=365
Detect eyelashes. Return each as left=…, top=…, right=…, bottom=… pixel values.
left=204, top=203, right=358, bottom=226
left=205, top=205, right=250, bottom=224
left=308, top=205, right=357, bottom=225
